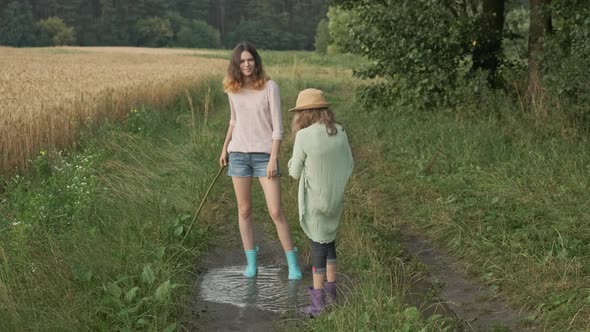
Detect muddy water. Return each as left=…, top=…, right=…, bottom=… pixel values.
left=185, top=223, right=313, bottom=331
left=399, top=225, right=539, bottom=331
left=199, top=265, right=309, bottom=314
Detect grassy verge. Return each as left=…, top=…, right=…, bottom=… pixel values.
left=264, top=51, right=588, bottom=331
left=337, top=101, right=589, bottom=330
left=0, top=77, right=231, bottom=331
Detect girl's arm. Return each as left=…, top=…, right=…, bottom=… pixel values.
left=220, top=96, right=236, bottom=167
left=266, top=81, right=283, bottom=178
left=288, top=132, right=306, bottom=179
left=219, top=124, right=234, bottom=167
left=266, top=139, right=281, bottom=178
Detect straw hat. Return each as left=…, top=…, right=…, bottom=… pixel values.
left=288, top=88, right=331, bottom=112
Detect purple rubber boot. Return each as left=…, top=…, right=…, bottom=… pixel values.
left=299, top=287, right=326, bottom=318
left=324, top=281, right=337, bottom=306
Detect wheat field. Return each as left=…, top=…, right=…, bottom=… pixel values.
left=0, top=46, right=227, bottom=174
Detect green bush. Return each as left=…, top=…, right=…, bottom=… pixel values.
left=332, top=1, right=474, bottom=110
left=3, top=150, right=99, bottom=234
left=543, top=0, right=590, bottom=130
left=327, top=6, right=363, bottom=54
left=175, top=20, right=221, bottom=49
left=135, top=17, right=173, bottom=47
left=314, top=18, right=329, bottom=55
left=37, top=17, right=76, bottom=46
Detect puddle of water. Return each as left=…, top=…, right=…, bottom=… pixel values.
left=199, top=265, right=310, bottom=314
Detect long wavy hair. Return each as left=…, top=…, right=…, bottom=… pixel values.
left=223, top=42, right=268, bottom=93
left=291, top=108, right=338, bottom=137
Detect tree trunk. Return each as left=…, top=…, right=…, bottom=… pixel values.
left=544, top=0, right=553, bottom=34
left=471, top=0, right=505, bottom=86
left=527, top=0, right=550, bottom=119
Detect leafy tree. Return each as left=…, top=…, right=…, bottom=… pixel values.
left=136, top=16, right=173, bottom=47
left=76, top=0, right=98, bottom=45
left=37, top=16, right=76, bottom=46
left=527, top=0, right=550, bottom=117
left=471, top=0, right=506, bottom=85
left=543, top=0, right=590, bottom=126
left=226, top=0, right=294, bottom=49
left=142, top=0, right=170, bottom=17
left=1, top=0, right=330, bottom=50
left=327, top=6, right=363, bottom=53
left=0, top=0, right=38, bottom=46
left=175, top=19, right=221, bottom=48
left=332, top=0, right=472, bottom=109
left=173, top=0, right=210, bottom=20
left=54, top=0, right=81, bottom=27
left=211, top=0, right=249, bottom=40
left=290, top=0, right=329, bottom=49
left=96, top=0, right=118, bottom=45
left=314, top=18, right=328, bottom=54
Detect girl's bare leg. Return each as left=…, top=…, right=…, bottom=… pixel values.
left=327, top=263, right=337, bottom=283
left=313, top=272, right=326, bottom=290
left=258, top=176, right=294, bottom=251
left=232, top=176, right=255, bottom=250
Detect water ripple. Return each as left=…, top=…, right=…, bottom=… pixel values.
left=199, top=265, right=308, bottom=313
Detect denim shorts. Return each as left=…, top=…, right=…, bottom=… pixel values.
left=310, top=240, right=337, bottom=274
left=227, top=152, right=281, bottom=177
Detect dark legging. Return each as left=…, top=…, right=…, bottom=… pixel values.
left=310, top=240, right=336, bottom=274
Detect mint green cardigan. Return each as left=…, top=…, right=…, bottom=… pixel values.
left=288, top=123, right=354, bottom=243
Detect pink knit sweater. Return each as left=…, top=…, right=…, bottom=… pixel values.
left=227, top=80, right=284, bottom=154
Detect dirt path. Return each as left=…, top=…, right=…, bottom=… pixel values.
left=184, top=223, right=312, bottom=332
left=399, top=225, right=538, bottom=331
left=183, top=219, right=537, bottom=331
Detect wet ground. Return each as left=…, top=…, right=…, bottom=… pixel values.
left=185, top=224, right=313, bottom=332
left=184, top=222, right=536, bottom=332
left=399, top=225, right=538, bottom=331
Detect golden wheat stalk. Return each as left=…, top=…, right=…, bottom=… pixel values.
left=0, top=46, right=226, bottom=175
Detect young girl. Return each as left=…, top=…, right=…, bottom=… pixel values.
left=219, top=42, right=302, bottom=280
left=288, top=88, right=354, bottom=317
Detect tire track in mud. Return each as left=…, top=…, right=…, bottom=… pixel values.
left=399, top=224, right=538, bottom=331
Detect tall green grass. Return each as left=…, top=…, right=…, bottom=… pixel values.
left=339, top=95, right=589, bottom=330
left=266, top=50, right=588, bottom=330
left=0, top=77, right=232, bottom=331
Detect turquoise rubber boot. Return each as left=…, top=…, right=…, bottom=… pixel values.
left=285, top=247, right=302, bottom=280
left=243, top=246, right=258, bottom=278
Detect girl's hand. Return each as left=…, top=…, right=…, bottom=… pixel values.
left=266, top=157, right=278, bottom=178
left=219, top=150, right=228, bottom=167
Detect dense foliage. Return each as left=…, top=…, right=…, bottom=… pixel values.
left=544, top=0, right=590, bottom=127
left=0, top=1, right=38, bottom=46
left=330, top=0, right=485, bottom=109
left=37, top=17, right=76, bottom=46
left=330, top=0, right=589, bottom=122
left=0, top=0, right=328, bottom=49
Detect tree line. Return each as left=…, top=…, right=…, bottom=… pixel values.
left=0, top=0, right=328, bottom=50
left=325, top=0, right=589, bottom=126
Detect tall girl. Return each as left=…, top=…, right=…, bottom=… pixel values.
left=219, top=42, right=302, bottom=280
